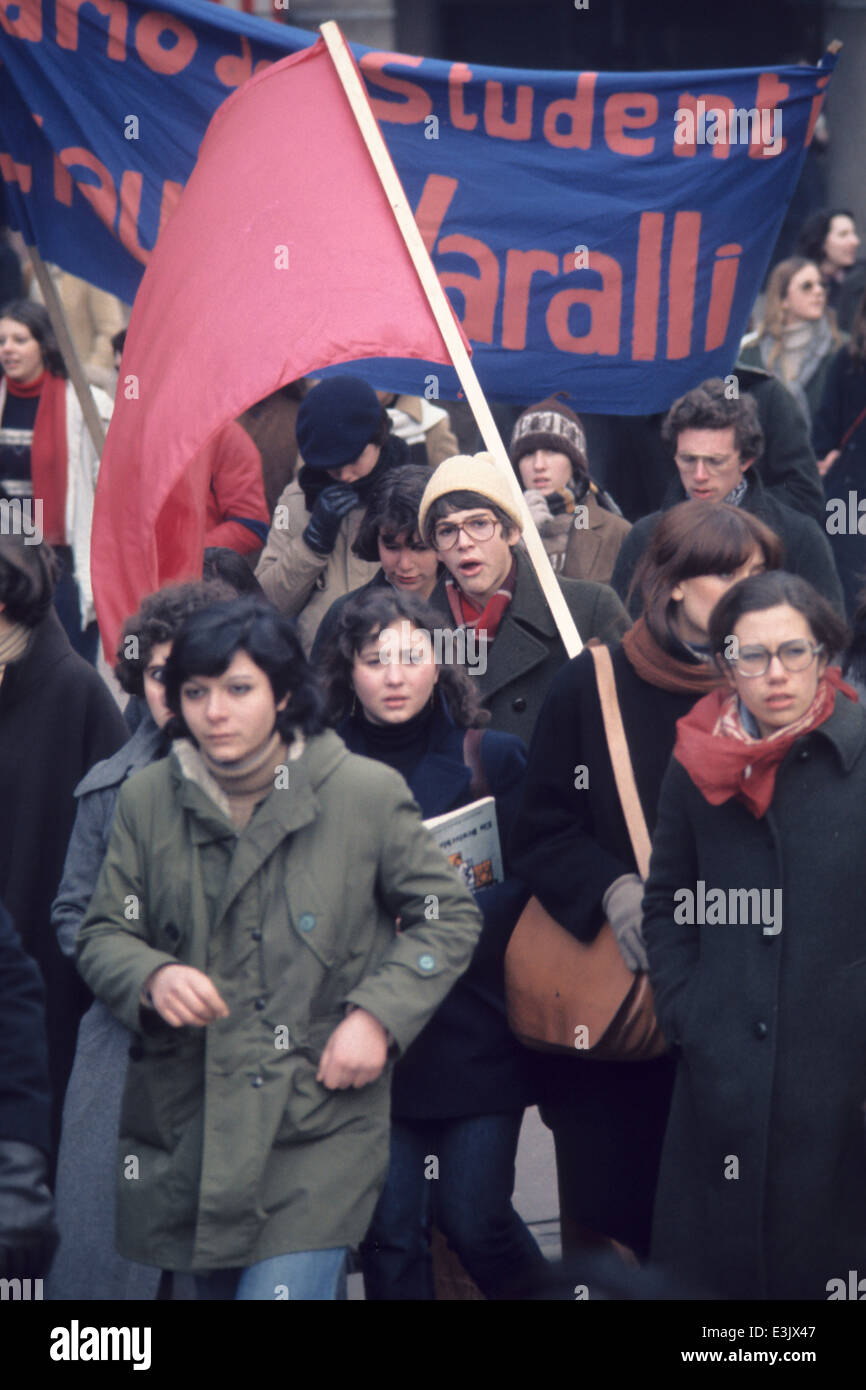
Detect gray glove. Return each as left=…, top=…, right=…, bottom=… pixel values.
left=522, top=488, right=553, bottom=529
left=302, top=484, right=358, bottom=556
left=0, top=1140, right=58, bottom=1280
left=602, top=872, right=648, bottom=973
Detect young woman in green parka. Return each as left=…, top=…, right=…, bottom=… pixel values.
left=75, top=598, right=482, bottom=1301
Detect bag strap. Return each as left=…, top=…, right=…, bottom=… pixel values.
left=588, top=643, right=652, bottom=881
left=462, top=728, right=491, bottom=799
left=839, top=404, right=866, bottom=454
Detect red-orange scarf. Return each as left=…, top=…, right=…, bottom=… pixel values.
left=445, top=558, right=517, bottom=641
left=5, top=371, right=68, bottom=544
left=673, top=666, right=858, bottom=818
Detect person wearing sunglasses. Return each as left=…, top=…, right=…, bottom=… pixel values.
left=643, top=570, right=866, bottom=1299
left=418, top=453, right=630, bottom=739
left=739, top=257, right=846, bottom=429
left=611, top=380, right=843, bottom=617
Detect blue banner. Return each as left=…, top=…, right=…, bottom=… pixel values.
left=0, top=0, right=836, bottom=411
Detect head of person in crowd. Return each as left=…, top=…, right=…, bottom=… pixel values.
left=509, top=395, right=591, bottom=504
left=632, top=501, right=783, bottom=653
left=661, top=379, right=764, bottom=506
left=797, top=208, right=861, bottom=281
left=0, top=299, right=66, bottom=384
left=295, top=374, right=396, bottom=501
left=111, top=328, right=126, bottom=373
left=418, top=453, right=523, bottom=608
left=319, top=586, right=488, bottom=730
left=162, top=597, right=327, bottom=761
left=0, top=534, right=58, bottom=635
left=113, top=579, right=237, bottom=732
left=709, top=570, right=849, bottom=738
left=203, top=546, right=267, bottom=599
left=351, top=465, right=441, bottom=601
left=759, top=257, right=834, bottom=341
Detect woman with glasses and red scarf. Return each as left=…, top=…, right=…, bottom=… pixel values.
left=644, top=569, right=866, bottom=1299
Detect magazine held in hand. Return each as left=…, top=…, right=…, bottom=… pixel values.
left=424, top=797, right=503, bottom=893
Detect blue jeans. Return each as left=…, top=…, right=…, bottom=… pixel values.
left=360, top=1113, right=546, bottom=1300
left=53, top=547, right=98, bottom=665
left=194, top=1248, right=349, bottom=1301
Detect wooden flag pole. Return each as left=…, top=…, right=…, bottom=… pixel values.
left=26, top=246, right=107, bottom=458
left=320, top=21, right=582, bottom=657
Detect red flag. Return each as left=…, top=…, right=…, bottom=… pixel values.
left=91, top=33, right=466, bottom=656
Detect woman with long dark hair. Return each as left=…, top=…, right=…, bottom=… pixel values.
left=318, top=585, right=545, bottom=1299
left=509, top=500, right=783, bottom=1262
left=644, top=571, right=862, bottom=1298
left=75, top=598, right=481, bottom=1299
left=0, top=299, right=112, bottom=661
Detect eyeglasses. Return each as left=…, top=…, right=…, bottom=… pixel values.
left=675, top=453, right=738, bottom=472
left=432, top=516, right=497, bottom=550
left=792, top=279, right=822, bottom=292
left=727, top=640, right=824, bottom=677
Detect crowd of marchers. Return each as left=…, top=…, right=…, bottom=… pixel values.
left=3, top=206, right=866, bottom=1302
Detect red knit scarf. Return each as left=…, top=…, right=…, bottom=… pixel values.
left=445, top=558, right=517, bottom=641
left=5, top=370, right=68, bottom=543
left=673, top=666, right=858, bottom=818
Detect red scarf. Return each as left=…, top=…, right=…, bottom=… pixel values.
left=5, top=371, right=68, bottom=544
left=445, top=558, right=517, bottom=641
left=673, top=666, right=858, bottom=818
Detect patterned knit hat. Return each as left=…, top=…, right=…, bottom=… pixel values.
left=509, top=396, right=588, bottom=477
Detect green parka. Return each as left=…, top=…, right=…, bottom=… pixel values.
left=76, top=730, right=482, bottom=1271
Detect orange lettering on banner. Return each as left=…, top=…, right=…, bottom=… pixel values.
left=483, top=82, right=534, bottom=141
left=604, top=92, right=658, bottom=156
left=135, top=10, right=197, bottom=76
left=0, top=153, right=32, bottom=193
left=502, top=250, right=558, bottom=350
left=632, top=211, right=664, bottom=360
left=448, top=63, right=477, bottom=131
left=542, top=73, right=597, bottom=150
left=749, top=72, right=788, bottom=158
left=547, top=252, right=621, bottom=355
left=359, top=52, right=432, bottom=124
left=674, top=94, right=736, bottom=158
left=0, top=0, right=41, bottom=41
left=804, top=74, right=831, bottom=148
left=32, top=114, right=74, bottom=203
left=666, top=210, right=701, bottom=359
left=56, top=0, right=127, bottom=58
left=117, top=170, right=182, bottom=263
left=437, top=233, right=499, bottom=343
left=59, top=147, right=117, bottom=230
left=704, top=243, right=742, bottom=350
left=214, top=34, right=271, bottom=88
left=414, top=172, right=458, bottom=255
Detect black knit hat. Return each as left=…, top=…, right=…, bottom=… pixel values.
left=509, top=395, right=588, bottom=478
left=296, top=375, right=384, bottom=471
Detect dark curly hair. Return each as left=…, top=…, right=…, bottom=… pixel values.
left=0, top=534, right=58, bottom=627
left=163, top=597, right=328, bottom=741
left=795, top=208, right=857, bottom=267
left=114, top=579, right=237, bottom=696
left=661, top=379, right=764, bottom=464
left=0, top=299, right=66, bottom=378
left=317, top=587, right=489, bottom=729
left=352, top=464, right=435, bottom=562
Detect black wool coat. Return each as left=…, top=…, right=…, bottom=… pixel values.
left=0, top=899, right=52, bottom=1154
left=644, top=693, right=866, bottom=1300
left=0, top=611, right=128, bottom=1153
left=340, top=701, right=536, bottom=1117
left=580, top=363, right=825, bottom=524
left=610, top=469, right=844, bottom=617
left=812, top=346, right=866, bottom=618
left=429, top=545, right=630, bottom=742
left=508, top=643, right=688, bottom=1252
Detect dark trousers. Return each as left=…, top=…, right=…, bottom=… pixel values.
left=53, top=547, right=98, bottom=665
left=360, top=1112, right=546, bottom=1300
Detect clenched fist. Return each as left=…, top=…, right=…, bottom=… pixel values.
left=317, top=1008, right=389, bottom=1090
left=144, top=964, right=229, bottom=1028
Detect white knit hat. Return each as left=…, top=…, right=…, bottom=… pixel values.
left=418, top=453, right=524, bottom=541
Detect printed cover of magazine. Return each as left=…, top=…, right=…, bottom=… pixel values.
left=424, top=796, right=503, bottom=892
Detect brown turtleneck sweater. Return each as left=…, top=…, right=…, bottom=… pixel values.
left=199, top=728, right=288, bottom=830
left=0, top=615, right=32, bottom=687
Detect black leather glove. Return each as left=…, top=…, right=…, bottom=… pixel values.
left=302, top=484, right=358, bottom=556
left=0, top=1140, right=58, bottom=1280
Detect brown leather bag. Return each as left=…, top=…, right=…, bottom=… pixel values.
left=505, top=643, right=666, bottom=1061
